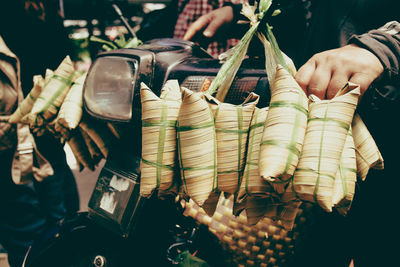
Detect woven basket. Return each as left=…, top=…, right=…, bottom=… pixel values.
left=183, top=195, right=314, bottom=267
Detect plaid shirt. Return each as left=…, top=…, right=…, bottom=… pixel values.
left=174, top=0, right=245, bottom=58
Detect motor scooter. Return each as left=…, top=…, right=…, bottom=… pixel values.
left=22, top=37, right=270, bottom=267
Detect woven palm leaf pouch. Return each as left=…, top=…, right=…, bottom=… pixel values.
left=235, top=107, right=279, bottom=225
left=206, top=92, right=259, bottom=196
left=67, top=129, right=95, bottom=171
left=258, top=65, right=308, bottom=194
left=352, top=113, right=384, bottom=181
left=29, top=56, right=75, bottom=127
left=332, top=127, right=357, bottom=215
left=140, top=80, right=182, bottom=197
left=283, top=83, right=360, bottom=212
left=54, top=72, right=87, bottom=140
left=9, top=75, right=44, bottom=124
left=177, top=87, right=217, bottom=207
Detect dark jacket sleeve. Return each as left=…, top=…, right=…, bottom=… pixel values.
left=349, top=21, right=400, bottom=84
left=349, top=21, right=400, bottom=111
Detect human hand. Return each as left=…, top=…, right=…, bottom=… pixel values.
left=295, top=44, right=384, bottom=99
left=183, top=6, right=235, bottom=41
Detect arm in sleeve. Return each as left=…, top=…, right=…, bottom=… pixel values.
left=349, top=21, right=400, bottom=83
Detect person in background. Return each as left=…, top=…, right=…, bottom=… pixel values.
left=182, top=0, right=400, bottom=266
left=173, top=0, right=247, bottom=57
left=0, top=1, right=80, bottom=266
left=137, top=0, right=252, bottom=58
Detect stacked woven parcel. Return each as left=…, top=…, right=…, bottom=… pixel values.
left=235, top=107, right=280, bottom=225
left=259, top=66, right=308, bottom=194
left=352, top=113, right=384, bottom=180
left=332, top=128, right=357, bottom=215
left=283, top=83, right=360, bottom=212
left=140, top=80, right=181, bottom=197
left=54, top=72, right=87, bottom=141
left=29, top=56, right=75, bottom=130
left=7, top=56, right=112, bottom=172
left=176, top=88, right=217, bottom=206
left=207, top=93, right=259, bottom=195
left=8, top=75, right=44, bottom=124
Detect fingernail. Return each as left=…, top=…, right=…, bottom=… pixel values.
left=203, top=31, right=212, bottom=37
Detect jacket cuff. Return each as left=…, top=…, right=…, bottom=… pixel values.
left=349, top=22, right=400, bottom=110
left=349, top=21, right=400, bottom=83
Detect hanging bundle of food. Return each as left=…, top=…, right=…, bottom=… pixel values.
left=235, top=107, right=279, bottom=225
left=176, top=88, right=217, bottom=206
left=352, top=114, right=384, bottom=180
left=79, top=127, right=103, bottom=167
left=9, top=75, right=44, bottom=124
left=283, top=83, right=360, bottom=212
left=207, top=93, right=259, bottom=195
left=332, top=128, right=357, bottom=215
left=259, top=65, right=308, bottom=194
left=140, top=80, right=182, bottom=198
left=29, top=56, right=75, bottom=129
left=54, top=72, right=88, bottom=141
left=67, top=129, right=96, bottom=171
left=78, top=117, right=115, bottom=160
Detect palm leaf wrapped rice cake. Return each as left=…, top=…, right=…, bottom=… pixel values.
left=235, top=107, right=279, bottom=225
left=29, top=56, right=75, bottom=127
left=80, top=127, right=103, bottom=167
left=283, top=83, right=360, bottom=212
left=54, top=72, right=87, bottom=140
left=332, top=128, right=357, bottom=215
left=259, top=65, right=308, bottom=194
left=67, top=129, right=95, bottom=171
left=140, top=80, right=182, bottom=197
left=9, top=75, right=44, bottom=124
left=177, top=88, right=217, bottom=206
left=352, top=113, right=384, bottom=180
left=207, top=92, right=259, bottom=195
left=79, top=117, right=115, bottom=159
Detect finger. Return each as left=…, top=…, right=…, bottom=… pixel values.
left=326, top=71, right=350, bottom=99
left=295, top=59, right=316, bottom=94
left=203, top=17, right=226, bottom=38
left=349, top=72, right=374, bottom=97
left=183, top=15, right=211, bottom=41
left=307, top=65, right=332, bottom=100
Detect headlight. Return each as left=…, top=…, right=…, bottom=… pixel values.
left=83, top=56, right=138, bottom=122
